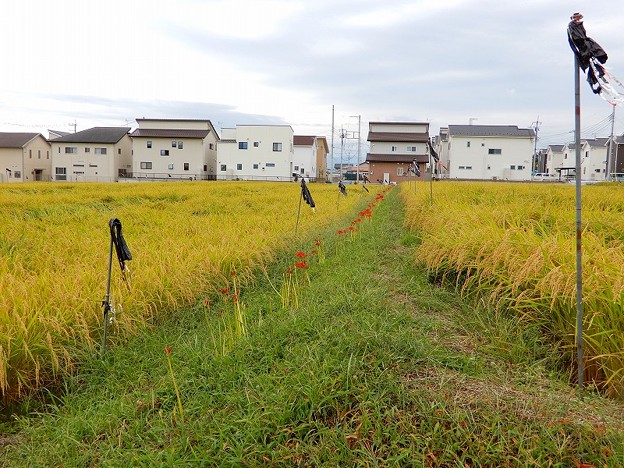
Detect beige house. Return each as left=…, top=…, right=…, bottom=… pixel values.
left=293, top=135, right=329, bottom=181
left=366, top=122, right=430, bottom=184
left=130, top=119, right=219, bottom=180
left=51, top=127, right=132, bottom=182
left=0, top=133, right=52, bottom=183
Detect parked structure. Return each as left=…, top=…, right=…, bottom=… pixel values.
left=0, top=133, right=51, bottom=183
left=130, top=119, right=219, bottom=180
left=293, top=135, right=329, bottom=181
left=440, top=125, right=535, bottom=181
left=217, top=125, right=295, bottom=181
left=366, top=121, right=429, bottom=184
left=51, top=127, right=131, bottom=182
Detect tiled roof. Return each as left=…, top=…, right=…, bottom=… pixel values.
left=130, top=129, right=211, bottom=139
left=448, top=125, right=535, bottom=138
left=367, top=132, right=429, bottom=143
left=53, top=127, right=130, bottom=144
left=0, top=132, right=40, bottom=148
left=549, top=144, right=565, bottom=152
left=366, top=153, right=428, bottom=163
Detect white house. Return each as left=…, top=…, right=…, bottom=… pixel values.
left=545, top=144, right=565, bottom=176
left=293, top=135, right=329, bottom=181
left=0, top=133, right=52, bottom=183
left=217, top=125, right=294, bottom=181
left=443, top=125, right=535, bottom=181
left=557, top=139, right=609, bottom=181
left=51, top=127, right=132, bottom=182
left=130, top=119, right=219, bottom=180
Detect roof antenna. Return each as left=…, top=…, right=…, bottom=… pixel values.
left=469, top=118, right=478, bottom=125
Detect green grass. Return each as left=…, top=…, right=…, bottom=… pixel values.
left=2, top=186, right=624, bottom=466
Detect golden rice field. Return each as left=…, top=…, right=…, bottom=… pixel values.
left=401, top=181, right=624, bottom=398
left=0, top=181, right=380, bottom=403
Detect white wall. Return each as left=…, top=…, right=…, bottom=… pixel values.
left=449, top=136, right=533, bottom=181
left=217, top=125, right=294, bottom=180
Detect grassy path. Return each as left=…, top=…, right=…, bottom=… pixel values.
left=2, top=186, right=624, bottom=465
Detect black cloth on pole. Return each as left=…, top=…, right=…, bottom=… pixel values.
left=568, top=18, right=609, bottom=95
left=338, top=180, right=347, bottom=196
left=427, top=140, right=440, bottom=163
left=109, top=218, right=132, bottom=272
left=300, top=179, right=315, bottom=209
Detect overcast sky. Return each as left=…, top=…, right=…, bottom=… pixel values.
left=2, top=1, right=623, bottom=162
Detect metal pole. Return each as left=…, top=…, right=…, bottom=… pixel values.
left=607, top=104, right=616, bottom=180
left=428, top=140, right=433, bottom=205
left=356, top=115, right=361, bottom=183
left=331, top=105, right=335, bottom=182
left=102, top=234, right=114, bottom=355
left=574, top=54, right=584, bottom=391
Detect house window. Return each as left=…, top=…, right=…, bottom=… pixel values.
left=253, top=164, right=259, bottom=169
left=46, top=151, right=49, bottom=159
left=147, top=141, right=152, bottom=148
left=95, top=148, right=107, bottom=155
left=236, top=163, right=243, bottom=170
left=14, top=171, right=21, bottom=178
left=203, top=165, right=207, bottom=171
left=467, top=141, right=471, bottom=148
left=65, top=147, right=77, bottom=154
left=239, top=141, right=248, bottom=150
left=272, top=142, right=282, bottom=152
left=391, top=145, right=398, bottom=152
left=184, top=163, right=190, bottom=171
left=172, top=140, right=177, bottom=148
left=178, top=141, right=183, bottom=149
left=118, top=149, right=121, bottom=154
left=511, top=165, right=516, bottom=170
left=466, top=166, right=472, bottom=170
left=37, top=150, right=41, bottom=159
left=300, top=168, right=304, bottom=174
left=488, top=149, right=502, bottom=155
left=140, top=162, right=152, bottom=169
left=29, top=150, right=32, bottom=158
left=85, top=147, right=91, bottom=153
left=564, top=154, right=568, bottom=159
left=266, top=163, right=276, bottom=167
left=160, top=150, right=169, bottom=156
left=168, top=164, right=174, bottom=170
left=294, top=165, right=299, bottom=171
left=406, top=146, right=417, bottom=152
left=595, top=168, right=602, bottom=173
left=220, top=164, right=227, bottom=171
left=397, top=167, right=404, bottom=176
left=209, top=143, right=214, bottom=150
left=253, top=142, right=259, bottom=147
left=585, top=151, right=589, bottom=158
left=518, top=165, right=525, bottom=170
left=55, top=167, right=67, bottom=180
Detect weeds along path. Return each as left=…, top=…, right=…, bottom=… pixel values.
left=3, top=186, right=624, bottom=466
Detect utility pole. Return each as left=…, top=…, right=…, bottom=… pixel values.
left=350, top=115, right=361, bottom=183
left=340, top=127, right=345, bottom=179
left=532, top=117, right=541, bottom=174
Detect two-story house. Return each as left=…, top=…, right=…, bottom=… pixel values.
left=0, top=133, right=52, bottom=183
left=293, top=135, right=329, bottom=181
left=558, top=139, right=609, bottom=181
left=217, top=125, right=294, bottom=181
left=545, top=145, right=565, bottom=176
left=366, top=122, right=429, bottom=184
left=443, top=125, right=535, bottom=181
left=50, top=127, right=131, bottom=182
left=130, top=119, right=219, bottom=180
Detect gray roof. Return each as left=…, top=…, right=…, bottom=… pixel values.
left=584, top=138, right=609, bottom=147
left=367, top=132, right=429, bottom=143
left=130, top=129, right=211, bottom=139
left=366, top=153, right=428, bottom=163
left=53, top=127, right=130, bottom=144
left=448, top=125, right=535, bottom=138
left=548, top=144, right=565, bottom=152
left=0, top=132, right=41, bottom=148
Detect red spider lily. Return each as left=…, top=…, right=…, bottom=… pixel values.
left=231, top=269, right=237, bottom=277
left=203, top=298, right=210, bottom=307
left=295, top=251, right=307, bottom=258
left=231, top=293, right=239, bottom=303
left=337, top=229, right=347, bottom=235
left=295, top=261, right=308, bottom=269
left=165, top=345, right=172, bottom=356
left=220, top=287, right=229, bottom=295
left=314, top=239, right=321, bottom=246
left=310, top=250, right=318, bottom=255
left=348, top=226, right=356, bottom=232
